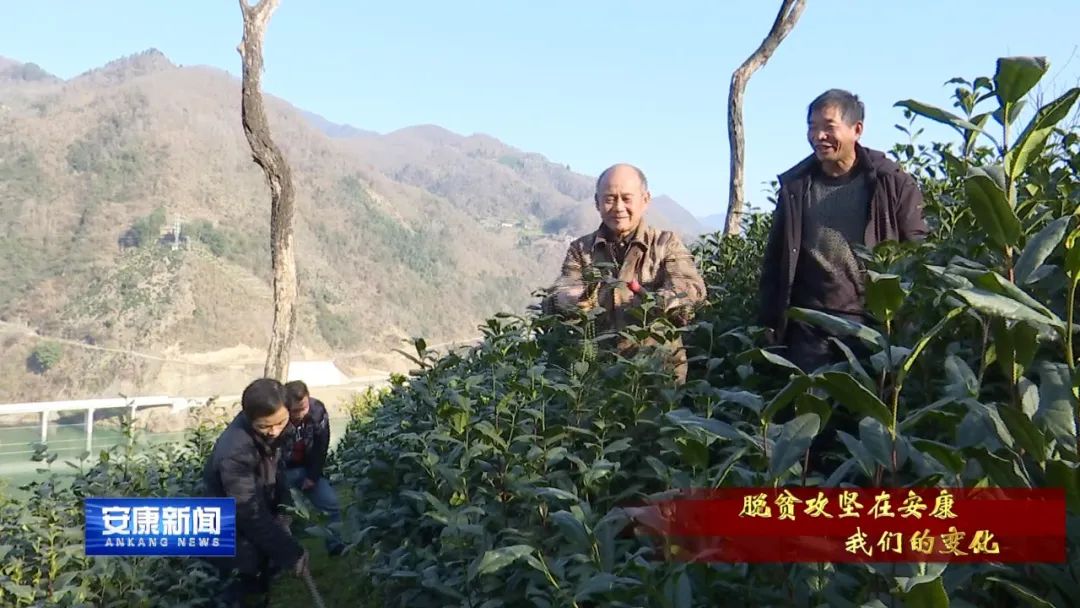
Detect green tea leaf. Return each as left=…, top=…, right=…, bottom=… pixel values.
left=768, top=413, right=820, bottom=479
left=1045, top=460, right=1080, bottom=515
left=898, top=563, right=948, bottom=594
left=665, top=408, right=741, bottom=442
left=900, top=397, right=959, bottom=433
left=472, top=421, right=508, bottom=450
left=894, top=99, right=985, bottom=133
left=962, top=398, right=1016, bottom=449
left=535, top=487, right=579, bottom=502
left=796, top=392, right=833, bottom=430
left=859, top=417, right=894, bottom=469
left=953, top=288, right=1060, bottom=329
left=788, top=307, right=886, bottom=350
left=1019, top=377, right=1040, bottom=418
left=1014, top=216, right=1072, bottom=285
left=974, top=270, right=1063, bottom=326
left=865, top=271, right=907, bottom=324
left=574, top=572, right=640, bottom=601
left=550, top=510, right=590, bottom=549
left=970, top=448, right=1030, bottom=487
left=830, top=337, right=874, bottom=390
left=964, top=168, right=1021, bottom=249
left=1066, top=226, right=1080, bottom=279
left=913, top=440, right=965, bottom=474
left=713, top=389, right=764, bottom=414
left=817, top=372, right=893, bottom=428
left=903, top=576, right=949, bottom=608
left=603, top=437, right=633, bottom=455
left=996, top=403, right=1046, bottom=462
left=898, top=306, right=966, bottom=382
left=944, top=355, right=979, bottom=399
left=994, top=56, right=1049, bottom=106
left=1008, top=87, right=1079, bottom=180
left=985, top=576, right=1056, bottom=608
left=674, top=571, right=692, bottom=608
left=754, top=348, right=805, bottom=375
left=471, top=545, right=535, bottom=580
left=761, top=374, right=813, bottom=423
left=1033, top=361, right=1079, bottom=451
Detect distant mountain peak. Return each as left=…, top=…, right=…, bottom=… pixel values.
left=77, top=48, right=175, bottom=82
left=0, top=57, right=59, bottom=83
left=387, top=124, right=464, bottom=144
left=299, top=110, right=378, bottom=139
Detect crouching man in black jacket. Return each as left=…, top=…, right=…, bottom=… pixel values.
left=282, top=380, right=345, bottom=556
left=204, top=378, right=309, bottom=607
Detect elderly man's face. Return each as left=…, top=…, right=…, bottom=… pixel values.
left=595, top=166, right=650, bottom=237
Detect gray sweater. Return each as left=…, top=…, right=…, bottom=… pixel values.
left=789, top=167, right=871, bottom=316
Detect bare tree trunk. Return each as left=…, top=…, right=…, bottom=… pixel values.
left=724, top=0, right=807, bottom=236
left=238, top=0, right=297, bottom=382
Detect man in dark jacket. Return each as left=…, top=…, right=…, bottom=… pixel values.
left=758, top=89, right=928, bottom=372
left=203, top=378, right=309, bottom=607
left=758, top=90, right=928, bottom=472
left=281, top=380, right=345, bottom=555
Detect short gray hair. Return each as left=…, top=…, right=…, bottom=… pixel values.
left=808, top=89, right=865, bottom=126
left=595, top=163, right=649, bottom=193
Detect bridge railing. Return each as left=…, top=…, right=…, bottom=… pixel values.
left=0, top=395, right=221, bottom=454
left=0, top=374, right=394, bottom=461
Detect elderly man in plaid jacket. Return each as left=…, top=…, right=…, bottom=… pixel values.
left=542, top=163, right=707, bottom=384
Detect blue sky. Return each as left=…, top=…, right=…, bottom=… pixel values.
left=3, top=1, right=1079, bottom=220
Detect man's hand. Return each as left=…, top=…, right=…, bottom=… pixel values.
left=293, top=549, right=310, bottom=577
left=302, top=478, right=316, bottom=491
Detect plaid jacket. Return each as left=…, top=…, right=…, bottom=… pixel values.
left=279, top=398, right=331, bottom=483
left=542, top=221, right=707, bottom=382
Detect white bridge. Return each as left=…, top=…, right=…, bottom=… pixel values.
left=0, top=361, right=389, bottom=453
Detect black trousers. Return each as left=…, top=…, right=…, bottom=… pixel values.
left=779, top=315, right=872, bottom=474
left=206, top=536, right=282, bottom=607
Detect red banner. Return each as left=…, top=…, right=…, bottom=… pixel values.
left=625, top=488, right=1065, bottom=563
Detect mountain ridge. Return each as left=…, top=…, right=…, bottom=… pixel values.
left=0, top=48, right=710, bottom=401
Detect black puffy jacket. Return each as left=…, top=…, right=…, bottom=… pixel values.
left=202, top=412, right=303, bottom=571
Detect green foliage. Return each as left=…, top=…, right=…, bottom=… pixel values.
left=186, top=219, right=228, bottom=257
left=6, top=55, right=1080, bottom=607
left=322, top=57, right=1080, bottom=607
left=0, top=411, right=230, bottom=607
left=130, top=207, right=167, bottom=248
left=316, top=300, right=359, bottom=350
left=0, top=145, right=50, bottom=202
left=5, top=62, right=54, bottom=82
left=178, top=217, right=267, bottom=278
left=65, top=97, right=165, bottom=201
left=330, top=175, right=451, bottom=283
left=0, top=237, right=48, bottom=310
left=27, top=341, right=63, bottom=373
left=497, top=155, right=525, bottom=171
left=693, top=207, right=772, bottom=331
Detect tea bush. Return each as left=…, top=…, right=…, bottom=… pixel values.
left=329, top=57, right=1080, bottom=607
left=0, top=410, right=230, bottom=607
left=2, top=56, right=1079, bottom=608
